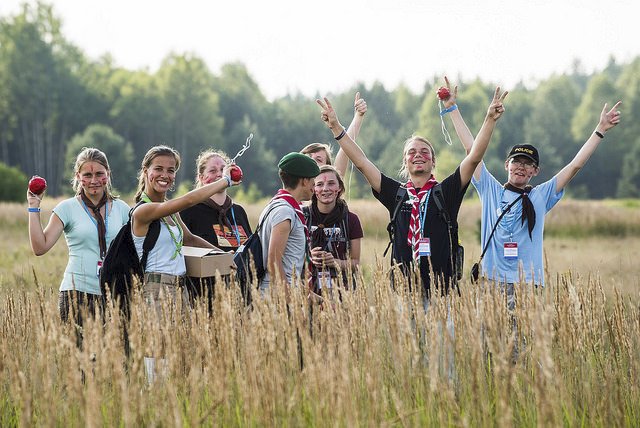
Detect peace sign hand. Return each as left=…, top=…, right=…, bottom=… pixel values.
left=316, top=97, right=343, bottom=132
left=486, top=87, right=509, bottom=121
left=597, top=101, right=622, bottom=134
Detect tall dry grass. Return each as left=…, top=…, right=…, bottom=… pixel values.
left=0, top=272, right=638, bottom=426
left=1, top=198, right=639, bottom=425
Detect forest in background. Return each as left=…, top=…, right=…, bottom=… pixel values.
left=1, top=3, right=639, bottom=201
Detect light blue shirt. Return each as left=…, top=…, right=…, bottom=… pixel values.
left=472, top=164, right=564, bottom=286
left=53, top=197, right=130, bottom=294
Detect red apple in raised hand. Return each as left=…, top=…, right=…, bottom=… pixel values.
left=28, top=175, right=47, bottom=195
left=437, top=87, right=451, bottom=100
left=230, top=165, right=243, bottom=182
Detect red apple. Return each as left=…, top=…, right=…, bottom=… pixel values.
left=230, top=165, right=243, bottom=182
left=28, top=175, right=47, bottom=195
left=437, top=86, right=451, bottom=100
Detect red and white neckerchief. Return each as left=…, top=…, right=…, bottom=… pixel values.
left=272, top=189, right=309, bottom=241
left=406, top=176, right=438, bottom=261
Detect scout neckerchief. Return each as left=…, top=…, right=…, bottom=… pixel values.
left=309, top=198, right=347, bottom=251
left=503, top=183, right=535, bottom=239
left=272, top=189, right=309, bottom=242
left=80, top=190, right=109, bottom=258
left=203, top=195, right=242, bottom=247
left=406, top=175, right=437, bottom=261
left=141, top=192, right=183, bottom=260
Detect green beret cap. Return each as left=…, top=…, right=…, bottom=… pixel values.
left=278, top=152, right=320, bottom=178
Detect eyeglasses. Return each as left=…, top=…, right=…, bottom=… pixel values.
left=509, top=159, right=536, bottom=168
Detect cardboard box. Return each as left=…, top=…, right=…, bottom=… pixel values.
left=182, top=246, right=234, bottom=277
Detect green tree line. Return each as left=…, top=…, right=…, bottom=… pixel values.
left=1, top=3, right=639, bottom=201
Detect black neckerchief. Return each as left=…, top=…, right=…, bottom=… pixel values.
left=504, top=183, right=535, bottom=239
left=80, top=190, right=109, bottom=258
left=203, top=195, right=233, bottom=231
left=310, top=199, right=347, bottom=250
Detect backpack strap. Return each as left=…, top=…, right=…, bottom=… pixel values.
left=130, top=201, right=161, bottom=272
left=342, top=209, right=351, bottom=251
left=384, top=186, right=408, bottom=257
left=431, top=184, right=451, bottom=230
left=255, top=202, right=284, bottom=235
left=302, top=205, right=311, bottom=226
left=141, top=220, right=160, bottom=271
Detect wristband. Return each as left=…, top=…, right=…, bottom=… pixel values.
left=334, top=128, right=346, bottom=140
left=28, top=207, right=41, bottom=213
left=439, top=104, right=458, bottom=116
left=594, top=130, right=604, bottom=139
left=222, top=175, right=232, bottom=188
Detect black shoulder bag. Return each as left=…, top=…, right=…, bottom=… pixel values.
left=233, top=203, right=280, bottom=303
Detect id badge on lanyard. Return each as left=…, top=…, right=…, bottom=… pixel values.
left=418, top=238, right=431, bottom=257
left=504, top=242, right=518, bottom=260
left=317, top=271, right=332, bottom=289
left=96, top=260, right=103, bottom=277
left=418, top=196, right=431, bottom=257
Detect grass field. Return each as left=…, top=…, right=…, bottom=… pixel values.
left=0, top=198, right=638, bottom=426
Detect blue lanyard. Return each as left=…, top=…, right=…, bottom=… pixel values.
left=80, top=199, right=109, bottom=256
left=326, top=226, right=338, bottom=252
left=229, top=206, right=242, bottom=247
left=419, top=190, right=431, bottom=234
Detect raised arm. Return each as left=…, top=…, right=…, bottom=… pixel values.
left=133, top=164, right=240, bottom=234
left=441, top=76, right=475, bottom=155
left=442, top=77, right=496, bottom=181
left=317, top=97, right=382, bottom=193
left=555, top=101, right=622, bottom=193
left=459, top=87, right=508, bottom=185
left=27, top=191, right=64, bottom=256
left=335, top=92, right=368, bottom=176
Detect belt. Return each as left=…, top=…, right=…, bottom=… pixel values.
left=144, top=272, right=186, bottom=287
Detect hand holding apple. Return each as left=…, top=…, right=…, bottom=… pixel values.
left=437, top=87, right=451, bottom=101
left=230, top=165, right=243, bottom=182
left=28, top=175, right=47, bottom=195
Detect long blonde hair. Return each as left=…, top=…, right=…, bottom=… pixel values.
left=71, top=147, right=117, bottom=199
left=134, top=145, right=181, bottom=202
left=398, top=135, right=436, bottom=181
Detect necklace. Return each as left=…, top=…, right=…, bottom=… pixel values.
left=140, top=192, right=183, bottom=260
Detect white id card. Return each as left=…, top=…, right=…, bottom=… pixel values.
left=503, top=242, right=518, bottom=259
left=317, top=271, right=332, bottom=289
left=418, top=238, right=431, bottom=257
left=96, top=260, right=103, bottom=277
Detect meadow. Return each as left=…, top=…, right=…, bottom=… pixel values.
left=0, top=197, right=639, bottom=426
